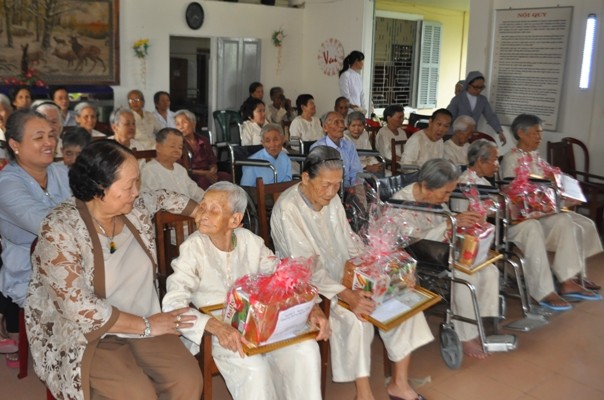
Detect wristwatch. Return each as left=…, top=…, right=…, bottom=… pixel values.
left=141, top=316, right=151, bottom=338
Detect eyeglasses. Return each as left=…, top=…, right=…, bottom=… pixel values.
left=470, top=84, right=486, bottom=91
left=128, top=98, right=143, bottom=103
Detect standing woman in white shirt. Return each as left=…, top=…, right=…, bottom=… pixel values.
left=289, top=94, right=324, bottom=142
left=339, top=50, right=365, bottom=115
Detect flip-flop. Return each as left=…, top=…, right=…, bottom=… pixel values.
left=0, top=338, right=18, bottom=354
left=561, top=291, right=603, bottom=301
left=538, top=300, right=572, bottom=311
left=5, top=352, right=19, bottom=368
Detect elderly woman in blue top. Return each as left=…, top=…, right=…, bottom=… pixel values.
left=447, top=71, right=507, bottom=146
left=240, top=123, right=292, bottom=187
left=0, top=109, right=71, bottom=362
left=310, top=111, right=363, bottom=187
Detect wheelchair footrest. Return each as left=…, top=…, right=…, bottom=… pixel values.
left=483, top=334, right=517, bottom=352
left=504, top=313, right=549, bottom=332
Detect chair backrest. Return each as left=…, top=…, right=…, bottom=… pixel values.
left=546, top=140, right=575, bottom=177
left=256, top=177, right=299, bottom=251
left=132, top=149, right=157, bottom=162
left=366, top=124, right=380, bottom=150
left=212, top=110, right=242, bottom=143
left=562, top=137, right=589, bottom=178
left=408, top=112, right=431, bottom=129
left=390, top=138, right=406, bottom=174
left=469, top=131, right=496, bottom=143
left=153, top=211, right=196, bottom=300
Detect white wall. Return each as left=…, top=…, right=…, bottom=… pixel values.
left=301, top=0, right=375, bottom=115
left=115, top=0, right=372, bottom=121
left=468, top=0, right=604, bottom=174
left=115, top=1, right=305, bottom=111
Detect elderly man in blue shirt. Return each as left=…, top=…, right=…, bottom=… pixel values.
left=311, top=111, right=363, bottom=187
left=240, top=123, right=293, bottom=186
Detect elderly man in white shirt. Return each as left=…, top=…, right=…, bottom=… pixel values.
left=162, top=182, right=329, bottom=400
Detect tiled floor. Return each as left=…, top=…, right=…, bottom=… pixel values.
left=3, top=253, right=604, bottom=400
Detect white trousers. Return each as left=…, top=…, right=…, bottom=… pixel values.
left=508, top=212, right=602, bottom=301
left=329, top=300, right=434, bottom=382
left=452, top=264, right=500, bottom=341
left=212, top=337, right=322, bottom=400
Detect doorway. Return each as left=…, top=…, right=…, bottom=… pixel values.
left=170, top=36, right=211, bottom=128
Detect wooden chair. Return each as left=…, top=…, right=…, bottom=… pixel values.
left=132, top=149, right=157, bottom=162
left=547, top=138, right=604, bottom=231
left=154, top=211, right=196, bottom=300
left=153, top=212, right=221, bottom=400
left=390, top=138, right=407, bottom=175
left=256, top=177, right=299, bottom=251
left=469, top=131, right=497, bottom=143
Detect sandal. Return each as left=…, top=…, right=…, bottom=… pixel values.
left=5, top=352, right=19, bottom=368
left=0, top=338, right=18, bottom=354
left=573, top=278, right=601, bottom=291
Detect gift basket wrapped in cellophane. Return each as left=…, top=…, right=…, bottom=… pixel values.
left=501, top=154, right=559, bottom=221
left=223, top=256, right=318, bottom=345
left=342, top=196, right=417, bottom=305
left=455, top=184, right=496, bottom=268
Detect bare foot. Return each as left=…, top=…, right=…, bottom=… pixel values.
left=559, top=279, right=595, bottom=297
left=386, top=382, right=418, bottom=400
left=540, top=292, right=571, bottom=308
left=462, top=338, right=490, bottom=359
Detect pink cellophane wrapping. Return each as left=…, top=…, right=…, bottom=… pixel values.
left=343, top=203, right=417, bottom=304
left=502, top=155, right=557, bottom=220
left=223, top=257, right=318, bottom=345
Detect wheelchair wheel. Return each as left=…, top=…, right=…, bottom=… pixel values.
left=439, top=325, right=463, bottom=369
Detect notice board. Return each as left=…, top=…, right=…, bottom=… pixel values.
left=490, top=7, right=573, bottom=130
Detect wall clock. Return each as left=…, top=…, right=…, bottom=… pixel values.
left=317, top=38, right=344, bottom=76
left=186, top=2, right=204, bottom=30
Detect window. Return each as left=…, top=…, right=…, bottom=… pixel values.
left=579, top=14, right=597, bottom=89
left=417, top=21, right=441, bottom=108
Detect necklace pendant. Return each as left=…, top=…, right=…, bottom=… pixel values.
left=109, top=241, right=117, bottom=254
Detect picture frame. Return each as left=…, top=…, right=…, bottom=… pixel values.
left=0, top=0, right=120, bottom=85
left=338, top=287, right=441, bottom=331
left=200, top=303, right=319, bottom=356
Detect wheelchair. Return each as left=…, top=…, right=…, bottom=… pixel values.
left=346, top=172, right=519, bottom=369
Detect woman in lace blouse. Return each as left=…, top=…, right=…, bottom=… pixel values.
left=26, top=140, right=203, bottom=399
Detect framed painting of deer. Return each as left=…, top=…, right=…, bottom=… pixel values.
left=0, top=0, right=120, bottom=85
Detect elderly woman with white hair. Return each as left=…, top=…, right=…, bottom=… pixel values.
left=391, top=158, right=501, bottom=359
left=460, top=138, right=600, bottom=311
left=175, top=109, right=231, bottom=190
left=271, top=145, right=433, bottom=400
left=240, top=123, right=292, bottom=187
left=163, top=181, right=329, bottom=400
left=499, top=115, right=602, bottom=307
left=74, top=102, right=106, bottom=138
left=108, top=108, right=145, bottom=150
left=444, top=115, right=475, bottom=166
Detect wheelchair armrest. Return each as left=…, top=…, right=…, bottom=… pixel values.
left=233, top=159, right=278, bottom=183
